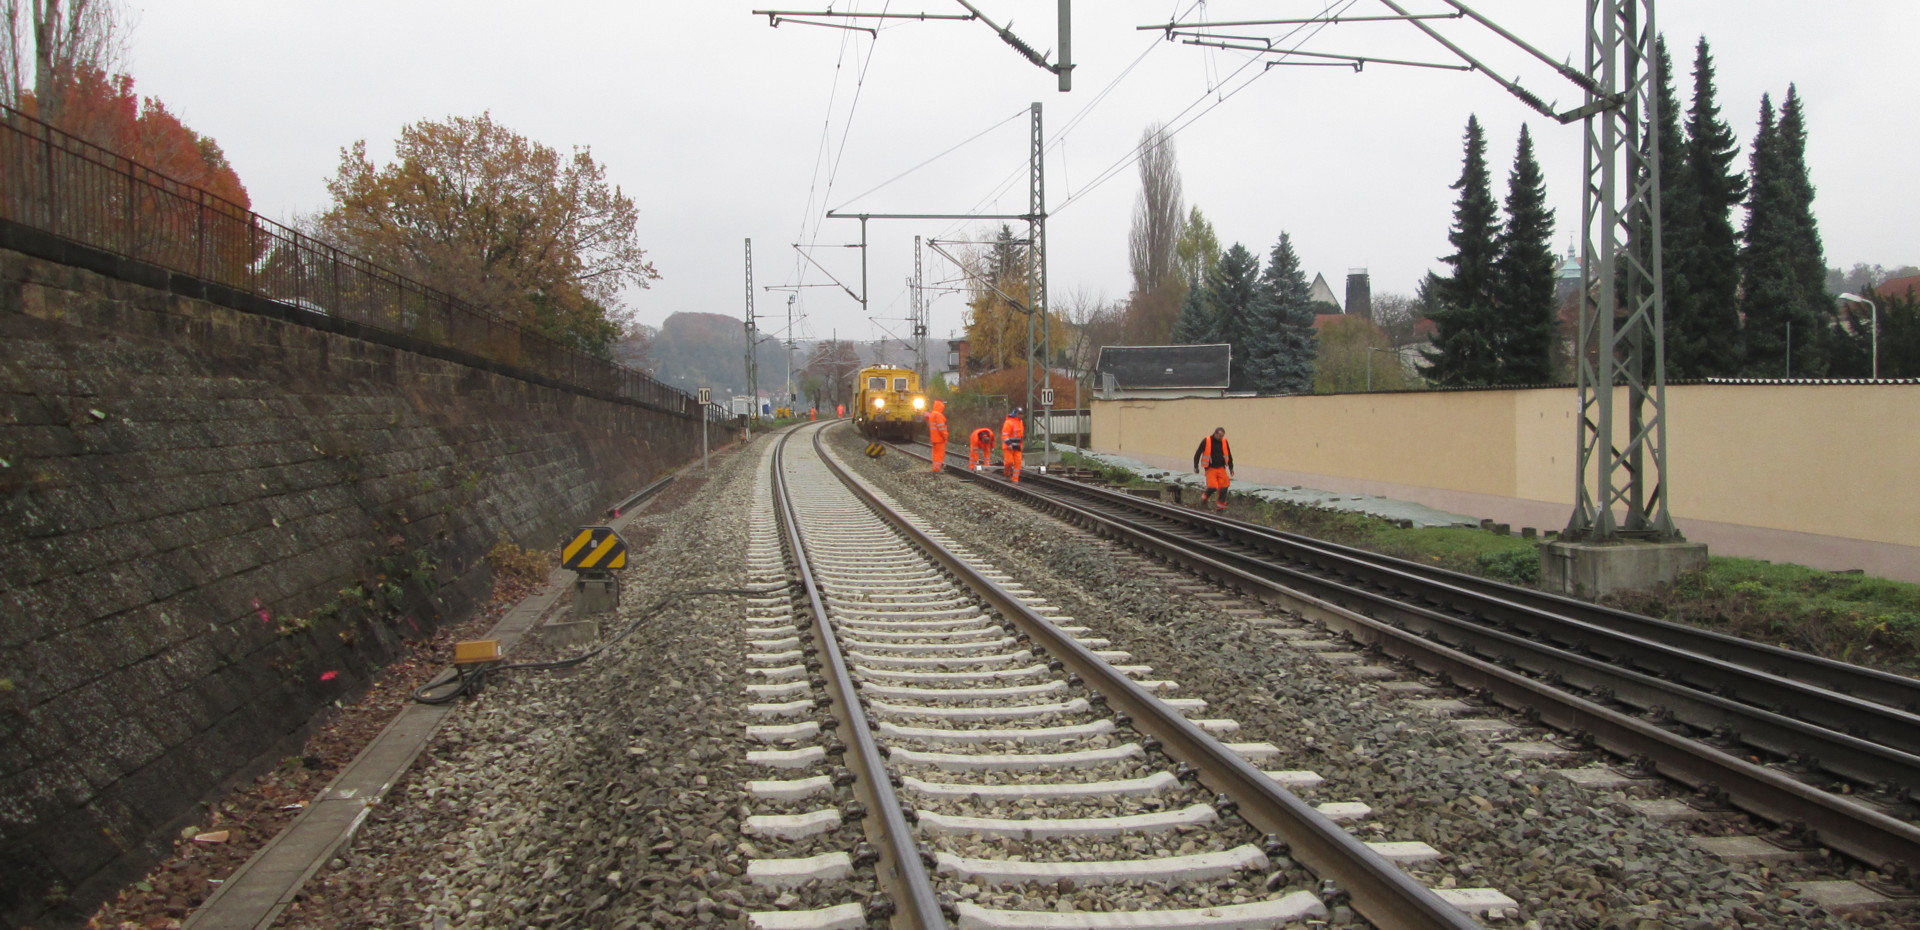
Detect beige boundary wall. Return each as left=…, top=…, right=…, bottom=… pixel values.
left=1091, top=383, right=1920, bottom=583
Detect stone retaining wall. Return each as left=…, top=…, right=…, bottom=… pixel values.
left=0, top=235, right=698, bottom=927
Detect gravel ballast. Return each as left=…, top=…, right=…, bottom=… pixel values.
left=834, top=430, right=1888, bottom=930
left=257, top=424, right=1901, bottom=929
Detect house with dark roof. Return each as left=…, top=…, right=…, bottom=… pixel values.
left=1094, top=344, right=1231, bottom=399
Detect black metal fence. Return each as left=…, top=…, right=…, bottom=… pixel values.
left=0, top=105, right=692, bottom=414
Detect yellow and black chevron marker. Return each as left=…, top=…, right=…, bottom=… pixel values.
left=562, top=525, right=629, bottom=571
left=864, top=442, right=887, bottom=459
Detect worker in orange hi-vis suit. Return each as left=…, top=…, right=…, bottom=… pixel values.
left=836, top=404, right=845, bottom=418
left=1193, top=426, right=1234, bottom=512
left=1000, top=407, right=1026, bottom=482
left=808, top=407, right=817, bottom=421
left=926, top=400, right=950, bottom=472
left=969, top=426, right=995, bottom=471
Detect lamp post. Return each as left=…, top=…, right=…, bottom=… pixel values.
left=1365, top=345, right=1401, bottom=392
left=1838, top=292, right=1879, bottom=380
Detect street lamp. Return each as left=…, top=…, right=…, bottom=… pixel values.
left=1365, top=345, right=1403, bottom=392
left=1837, top=292, right=1879, bottom=380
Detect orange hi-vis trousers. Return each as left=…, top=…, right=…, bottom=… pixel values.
left=1002, top=447, right=1023, bottom=481
left=930, top=436, right=948, bottom=471
left=969, top=433, right=994, bottom=469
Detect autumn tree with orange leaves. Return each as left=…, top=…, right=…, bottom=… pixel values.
left=6, top=0, right=247, bottom=203
left=319, top=114, right=659, bottom=356
left=6, top=1, right=252, bottom=280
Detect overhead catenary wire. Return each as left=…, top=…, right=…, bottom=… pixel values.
left=786, top=1, right=895, bottom=335
left=1053, top=0, right=1361, bottom=216
left=788, top=1, right=1205, bottom=343
left=829, top=107, right=1030, bottom=213
left=790, top=0, right=1356, bottom=341
left=930, top=15, right=1181, bottom=246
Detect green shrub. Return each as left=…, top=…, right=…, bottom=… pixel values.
left=1475, top=549, right=1539, bottom=585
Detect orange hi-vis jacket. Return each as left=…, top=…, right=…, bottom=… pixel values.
left=970, top=427, right=995, bottom=451
left=927, top=402, right=949, bottom=443
left=1194, top=434, right=1232, bottom=472
left=1000, top=415, right=1025, bottom=451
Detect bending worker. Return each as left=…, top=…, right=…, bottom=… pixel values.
left=1000, top=407, right=1026, bottom=483
left=969, top=426, right=995, bottom=471
left=927, top=400, right=949, bottom=472
left=1193, top=426, right=1234, bottom=511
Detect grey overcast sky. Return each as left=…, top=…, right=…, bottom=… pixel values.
left=126, top=1, right=1918, bottom=360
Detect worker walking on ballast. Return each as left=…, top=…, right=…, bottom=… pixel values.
left=969, top=426, right=995, bottom=471
left=1000, top=407, right=1026, bottom=483
left=1194, top=426, right=1233, bottom=511
left=927, top=400, right=949, bottom=472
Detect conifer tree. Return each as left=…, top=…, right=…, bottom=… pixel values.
left=1170, top=270, right=1214, bottom=344
left=1643, top=38, right=1702, bottom=378
left=1739, top=87, right=1831, bottom=376
left=1676, top=38, right=1746, bottom=376
left=1424, top=116, right=1502, bottom=385
left=1491, top=125, right=1558, bottom=383
left=1205, top=243, right=1262, bottom=391
left=1245, top=233, right=1318, bottom=393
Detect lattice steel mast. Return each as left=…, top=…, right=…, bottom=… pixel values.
left=1026, top=102, right=1050, bottom=469
left=913, top=235, right=928, bottom=384
left=1566, top=0, right=1673, bottom=541
left=744, top=239, right=760, bottom=419
left=1146, top=0, right=1675, bottom=544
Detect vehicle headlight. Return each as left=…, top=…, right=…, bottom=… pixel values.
left=872, top=398, right=886, bottom=409
left=912, top=397, right=926, bottom=410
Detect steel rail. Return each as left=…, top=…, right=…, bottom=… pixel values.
left=915, top=457, right=1920, bottom=870
left=606, top=473, right=675, bottom=518
left=1007, top=478, right=1920, bottom=771
left=1031, top=470, right=1920, bottom=715
left=923, top=443, right=1920, bottom=711
left=983, top=476, right=1920, bottom=795
left=818, top=429, right=1481, bottom=930
left=772, top=428, right=949, bottom=929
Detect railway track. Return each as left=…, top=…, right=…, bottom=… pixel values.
left=737, top=423, right=1498, bottom=930
left=887, top=440, right=1920, bottom=886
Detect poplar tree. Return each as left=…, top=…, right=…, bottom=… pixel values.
left=1739, top=87, right=1830, bottom=376
left=1424, top=116, right=1502, bottom=385
left=1205, top=243, right=1262, bottom=391
left=1676, top=38, right=1746, bottom=376
left=1245, top=233, right=1318, bottom=393
left=1491, top=125, right=1558, bottom=383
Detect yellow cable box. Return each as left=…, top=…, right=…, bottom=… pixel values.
left=454, top=640, right=502, bottom=664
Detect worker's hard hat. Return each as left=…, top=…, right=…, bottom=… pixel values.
left=1010, top=407, right=1023, bottom=417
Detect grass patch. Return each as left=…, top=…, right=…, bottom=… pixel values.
left=1240, top=500, right=1538, bottom=580
left=1607, top=559, right=1920, bottom=675
left=1061, top=453, right=1920, bottom=675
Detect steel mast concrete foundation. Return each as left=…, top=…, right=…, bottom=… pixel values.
left=1543, top=0, right=1705, bottom=598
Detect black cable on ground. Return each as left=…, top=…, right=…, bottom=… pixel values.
left=412, top=581, right=797, bottom=704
